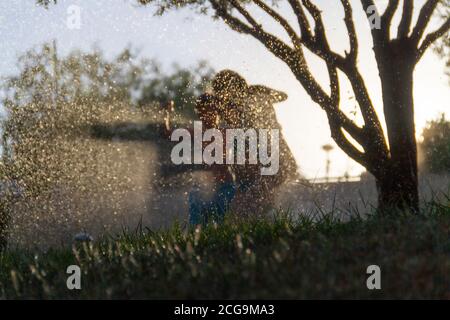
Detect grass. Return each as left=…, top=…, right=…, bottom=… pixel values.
left=0, top=201, right=450, bottom=299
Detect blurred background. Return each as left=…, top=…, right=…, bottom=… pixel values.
left=0, top=0, right=448, bottom=247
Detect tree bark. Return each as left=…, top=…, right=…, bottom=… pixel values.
left=375, top=40, right=419, bottom=212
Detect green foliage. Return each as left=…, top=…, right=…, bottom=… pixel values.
left=0, top=202, right=449, bottom=299
left=420, top=114, right=450, bottom=173
left=0, top=43, right=213, bottom=246
left=2, top=43, right=213, bottom=116
left=138, top=61, right=213, bottom=119
left=1, top=43, right=214, bottom=192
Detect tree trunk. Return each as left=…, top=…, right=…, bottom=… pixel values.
left=376, top=41, right=419, bottom=212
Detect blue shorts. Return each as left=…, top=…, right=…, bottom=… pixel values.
left=188, top=182, right=236, bottom=226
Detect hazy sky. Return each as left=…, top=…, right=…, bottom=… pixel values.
left=0, top=0, right=448, bottom=179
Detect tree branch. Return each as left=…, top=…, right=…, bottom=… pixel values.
left=212, top=0, right=294, bottom=61
left=287, top=0, right=313, bottom=42
left=302, top=0, right=328, bottom=48
left=328, top=64, right=340, bottom=106
left=331, top=2, right=385, bottom=149
left=252, top=0, right=301, bottom=48
left=398, top=0, right=414, bottom=38
left=411, top=0, right=440, bottom=44
left=361, top=0, right=399, bottom=42
left=292, top=0, right=385, bottom=153
left=323, top=62, right=364, bottom=145
left=212, top=0, right=331, bottom=107
left=210, top=0, right=255, bottom=34
left=416, top=16, right=450, bottom=60
left=328, top=116, right=368, bottom=169
left=382, top=0, right=399, bottom=38
left=229, top=0, right=260, bottom=28
left=295, top=0, right=347, bottom=65
left=341, top=0, right=358, bottom=61
left=211, top=0, right=386, bottom=170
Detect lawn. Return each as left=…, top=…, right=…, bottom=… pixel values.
left=1, top=201, right=449, bottom=299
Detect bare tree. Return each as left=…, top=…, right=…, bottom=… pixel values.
left=136, top=0, right=449, bottom=212
left=36, top=0, right=449, bottom=212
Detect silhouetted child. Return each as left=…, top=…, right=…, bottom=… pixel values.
left=163, top=97, right=236, bottom=226
left=211, top=70, right=297, bottom=216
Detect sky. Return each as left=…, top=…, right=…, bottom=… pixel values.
left=0, top=0, right=448, bottom=179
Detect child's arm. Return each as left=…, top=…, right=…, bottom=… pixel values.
left=162, top=100, right=175, bottom=138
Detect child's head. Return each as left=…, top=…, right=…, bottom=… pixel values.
left=212, top=70, right=248, bottom=104
left=211, top=70, right=248, bottom=127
